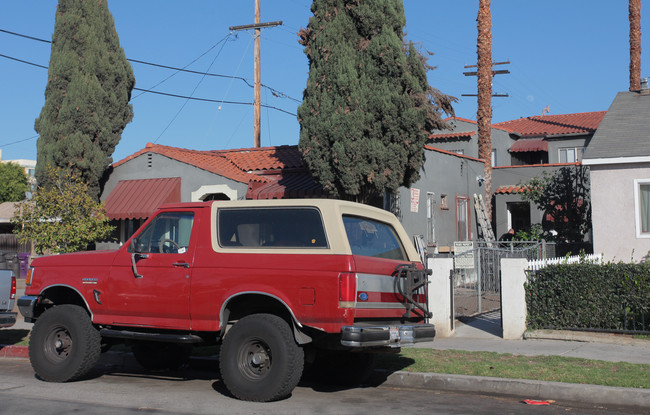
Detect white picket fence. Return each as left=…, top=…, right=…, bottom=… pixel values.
left=527, top=253, right=603, bottom=271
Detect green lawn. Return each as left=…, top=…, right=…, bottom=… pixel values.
left=376, top=348, right=650, bottom=389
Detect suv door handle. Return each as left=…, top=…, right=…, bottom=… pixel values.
left=173, top=262, right=190, bottom=268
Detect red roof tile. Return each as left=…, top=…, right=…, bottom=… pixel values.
left=428, top=131, right=475, bottom=141
left=494, top=185, right=526, bottom=195
left=113, top=144, right=310, bottom=184
left=493, top=111, right=606, bottom=137
left=112, top=144, right=323, bottom=200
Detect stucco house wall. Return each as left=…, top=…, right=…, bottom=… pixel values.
left=398, top=147, right=485, bottom=252
left=430, top=118, right=514, bottom=167
left=590, top=163, right=650, bottom=262
left=546, top=135, right=591, bottom=164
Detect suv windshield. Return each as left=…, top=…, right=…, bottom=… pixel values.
left=343, top=215, right=406, bottom=260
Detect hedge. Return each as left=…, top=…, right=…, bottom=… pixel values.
left=525, top=262, right=650, bottom=332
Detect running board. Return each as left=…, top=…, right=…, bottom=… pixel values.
left=100, top=328, right=203, bottom=344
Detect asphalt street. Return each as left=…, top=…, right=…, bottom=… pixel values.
left=0, top=356, right=646, bottom=415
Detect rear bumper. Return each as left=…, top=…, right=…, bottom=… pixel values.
left=0, top=312, right=17, bottom=328
left=341, top=323, right=436, bottom=347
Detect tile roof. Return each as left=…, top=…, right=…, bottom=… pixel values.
left=494, top=185, right=526, bottom=195
left=440, top=116, right=514, bottom=133
left=112, top=144, right=324, bottom=200
left=113, top=143, right=309, bottom=184
left=494, top=111, right=606, bottom=137
left=428, top=131, right=475, bottom=141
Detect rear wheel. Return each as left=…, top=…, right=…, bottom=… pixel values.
left=132, top=342, right=192, bottom=371
left=219, top=313, right=304, bottom=402
left=29, top=304, right=101, bottom=382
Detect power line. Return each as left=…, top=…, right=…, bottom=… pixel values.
left=0, top=135, right=38, bottom=148
left=0, top=28, right=50, bottom=43
left=0, top=27, right=301, bottom=103
left=0, top=53, right=297, bottom=116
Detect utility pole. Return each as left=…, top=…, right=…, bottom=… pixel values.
left=229, top=0, right=282, bottom=147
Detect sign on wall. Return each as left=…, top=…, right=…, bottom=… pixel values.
left=410, top=188, right=420, bottom=213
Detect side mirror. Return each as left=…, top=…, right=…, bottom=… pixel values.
left=129, top=239, right=148, bottom=278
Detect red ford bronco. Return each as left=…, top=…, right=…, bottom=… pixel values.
left=19, top=199, right=434, bottom=401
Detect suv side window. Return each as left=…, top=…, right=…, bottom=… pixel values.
left=130, top=212, right=194, bottom=254
left=343, top=215, right=407, bottom=260
left=218, top=208, right=328, bottom=248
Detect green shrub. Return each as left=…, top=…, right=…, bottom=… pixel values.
left=526, top=262, right=650, bottom=332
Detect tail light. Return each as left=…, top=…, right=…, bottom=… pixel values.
left=338, top=272, right=357, bottom=308
left=10, top=275, right=16, bottom=300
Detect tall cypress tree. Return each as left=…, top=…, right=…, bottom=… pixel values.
left=298, top=0, right=453, bottom=204
left=35, top=0, right=135, bottom=199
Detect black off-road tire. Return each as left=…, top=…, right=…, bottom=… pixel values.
left=132, top=342, right=192, bottom=371
left=29, top=304, right=101, bottom=382
left=219, top=313, right=304, bottom=402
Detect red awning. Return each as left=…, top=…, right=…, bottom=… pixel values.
left=104, top=177, right=181, bottom=220
left=509, top=138, right=548, bottom=153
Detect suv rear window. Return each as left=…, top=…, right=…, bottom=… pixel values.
left=343, top=215, right=407, bottom=260
left=218, top=207, right=328, bottom=248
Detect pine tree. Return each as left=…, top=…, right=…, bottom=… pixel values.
left=35, top=0, right=135, bottom=199
left=298, top=0, right=454, bottom=204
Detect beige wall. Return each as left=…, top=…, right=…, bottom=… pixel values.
left=590, top=163, right=650, bottom=262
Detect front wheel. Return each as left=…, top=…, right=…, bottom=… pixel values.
left=29, top=304, right=101, bottom=382
left=219, top=313, right=304, bottom=402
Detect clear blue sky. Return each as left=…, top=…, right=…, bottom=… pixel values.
left=1, top=1, right=648, bottom=163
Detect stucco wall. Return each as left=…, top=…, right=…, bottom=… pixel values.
left=547, top=135, right=590, bottom=164
left=590, top=163, right=650, bottom=262
left=431, top=120, right=514, bottom=167
left=399, top=149, right=485, bottom=251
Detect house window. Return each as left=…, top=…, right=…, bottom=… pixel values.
left=440, top=194, right=449, bottom=210
left=634, top=179, right=650, bottom=238
left=456, top=196, right=471, bottom=241
left=559, top=147, right=584, bottom=163
left=491, top=149, right=497, bottom=167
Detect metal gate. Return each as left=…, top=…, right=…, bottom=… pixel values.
left=451, top=241, right=550, bottom=319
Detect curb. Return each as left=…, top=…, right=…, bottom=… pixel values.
left=525, top=330, right=650, bottom=347
left=378, top=370, right=650, bottom=409
left=0, top=345, right=29, bottom=359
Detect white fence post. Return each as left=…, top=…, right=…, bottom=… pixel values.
left=428, top=257, right=455, bottom=337
left=501, top=258, right=528, bottom=339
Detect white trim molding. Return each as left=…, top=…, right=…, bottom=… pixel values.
left=191, top=184, right=237, bottom=202
left=583, top=156, right=650, bottom=166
